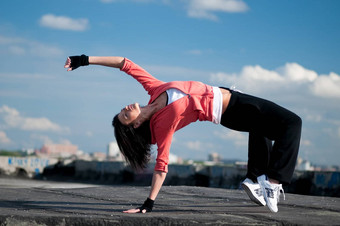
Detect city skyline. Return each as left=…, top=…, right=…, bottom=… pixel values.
left=1, top=0, right=340, bottom=166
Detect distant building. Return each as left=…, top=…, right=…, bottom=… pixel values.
left=39, top=144, right=78, bottom=158
left=296, top=158, right=314, bottom=171
left=23, top=148, right=35, bottom=155
left=235, top=161, right=247, bottom=169
left=169, top=153, right=183, bottom=164
left=208, top=152, right=221, bottom=163
left=107, top=141, right=123, bottom=161
left=91, top=152, right=107, bottom=161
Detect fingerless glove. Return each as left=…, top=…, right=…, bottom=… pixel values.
left=139, top=198, right=154, bottom=213
left=69, top=54, right=89, bottom=70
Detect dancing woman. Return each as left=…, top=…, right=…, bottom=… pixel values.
left=64, top=55, right=302, bottom=213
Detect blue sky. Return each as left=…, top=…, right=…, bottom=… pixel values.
left=1, top=0, right=340, bottom=166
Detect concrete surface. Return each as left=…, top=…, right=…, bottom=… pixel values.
left=0, top=177, right=339, bottom=226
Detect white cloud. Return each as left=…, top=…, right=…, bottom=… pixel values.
left=21, top=118, right=62, bottom=131
left=30, top=42, right=64, bottom=57
left=0, top=34, right=63, bottom=57
left=278, top=63, right=317, bottom=82
left=100, top=0, right=158, bottom=3
left=86, top=131, right=93, bottom=137
left=305, top=113, right=322, bottom=123
left=300, top=139, right=312, bottom=147
left=0, top=105, right=69, bottom=133
left=187, top=0, right=249, bottom=21
left=30, top=134, right=54, bottom=144
left=185, top=140, right=203, bottom=151
left=0, top=35, right=25, bottom=45
left=186, top=49, right=202, bottom=55
left=98, top=0, right=248, bottom=21
left=214, top=130, right=247, bottom=147
left=0, top=131, right=11, bottom=144
left=210, top=66, right=285, bottom=94
left=241, top=65, right=283, bottom=82
left=0, top=72, right=55, bottom=80
left=184, top=49, right=214, bottom=56
left=8, top=45, right=26, bottom=55
left=59, top=139, right=73, bottom=145
left=310, top=72, right=340, bottom=98
left=210, top=62, right=340, bottom=99
left=184, top=140, right=215, bottom=152
left=30, top=134, right=74, bottom=146
left=39, top=14, right=89, bottom=31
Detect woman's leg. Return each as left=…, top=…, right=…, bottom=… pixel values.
left=266, top=112, right=302, bottom=184
left=220, top=90, right=302, bottom=184
left=247, top=133, right=272, bottom=182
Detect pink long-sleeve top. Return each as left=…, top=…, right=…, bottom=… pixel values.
left=121, top=58, right=215, bottom=173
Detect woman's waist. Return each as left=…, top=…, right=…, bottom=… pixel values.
left=219, top=87, right=232, bottom=114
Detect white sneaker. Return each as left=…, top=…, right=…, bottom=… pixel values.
left=257, top=175, right=285, bottom=213
left=241, top=178, right=266, bottom=206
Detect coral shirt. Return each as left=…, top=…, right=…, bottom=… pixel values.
left=121, top=58, right=215, bottom=172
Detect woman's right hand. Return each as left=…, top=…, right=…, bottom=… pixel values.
left=64, top=57, right=72, bottom=71
left=64, top=55, right=89, bottom=71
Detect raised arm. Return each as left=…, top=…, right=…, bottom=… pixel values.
left=89, top=56, right=125, bottom=68
left=65, top=54, right=165, bottom=96
left=64, top=55, right=125, bottom=71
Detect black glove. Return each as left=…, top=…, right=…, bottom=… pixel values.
left=69, top=54, right=89, bottom=70
left=138, top=198, right=154, bottom=213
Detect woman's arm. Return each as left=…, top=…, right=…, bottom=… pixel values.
left=123, top=170, right=167, bottom=213
left=64, top=55, right=164, bottom=95
left=64, top=55, right=125, bottom=71
left=149, top=170, right=167, bottom=200
left=89, top=56, right=125, bottom=69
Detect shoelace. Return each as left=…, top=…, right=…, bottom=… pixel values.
left=277, top=184, right=285, bottom=202
left=272, top=184, right=285, bottom=202
left=265, top=184, right=285, bottom=202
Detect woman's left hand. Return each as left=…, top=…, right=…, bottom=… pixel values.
left=123, top=198, right=154, bottom=213
left=123, top=208, right=147, bottom=214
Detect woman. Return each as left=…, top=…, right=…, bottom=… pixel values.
left=64, top=54, right=302, bottom=213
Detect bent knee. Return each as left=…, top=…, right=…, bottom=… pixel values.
left=295, top=114, right=302, bottom=128
left=289, top=113, right=302, bottom=131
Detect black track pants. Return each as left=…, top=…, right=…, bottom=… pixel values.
left=220, top=89, right=302, bottom=184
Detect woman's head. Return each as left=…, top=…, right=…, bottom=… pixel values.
left=117, top=103, right=141, bottom=127
left=112, top=113, right=151, bottom=170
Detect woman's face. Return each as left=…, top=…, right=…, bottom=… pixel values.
left=118, top=103, right=141, bottom=126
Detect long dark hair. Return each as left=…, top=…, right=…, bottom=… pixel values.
left=112, top=114, right=152, bottom=170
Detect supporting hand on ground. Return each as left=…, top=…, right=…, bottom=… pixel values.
left=123, top=198, right=154, bottom=214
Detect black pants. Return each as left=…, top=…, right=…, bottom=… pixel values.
left=220, top=89, right=302, bottom=184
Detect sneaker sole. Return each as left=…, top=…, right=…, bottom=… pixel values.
left=241, top=183, right=266, bottom=206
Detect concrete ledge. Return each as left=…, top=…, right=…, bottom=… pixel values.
left=0, top=178, right=339, bottom=225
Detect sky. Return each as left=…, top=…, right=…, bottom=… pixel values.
left=0, top=0, right=340, bottom=166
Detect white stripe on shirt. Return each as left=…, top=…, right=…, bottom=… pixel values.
left=212, top=86, right=223, bottom=124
